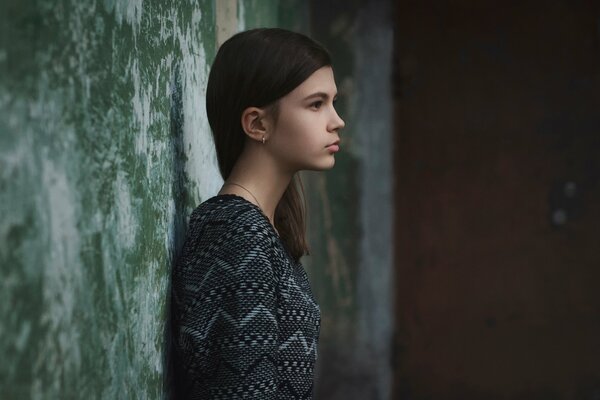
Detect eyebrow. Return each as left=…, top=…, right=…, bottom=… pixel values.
left=303, top=91, right=338, bottom=101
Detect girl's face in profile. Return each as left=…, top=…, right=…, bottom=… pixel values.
left=266, top=66, right=345, bottom=172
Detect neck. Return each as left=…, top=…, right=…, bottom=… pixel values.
left=218, top=141, right=294, bottom=226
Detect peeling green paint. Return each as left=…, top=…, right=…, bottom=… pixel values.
left=1, top=1, right=306, bottom=398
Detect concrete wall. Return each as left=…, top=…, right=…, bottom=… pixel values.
left=0, top=1, right=305, bottom=398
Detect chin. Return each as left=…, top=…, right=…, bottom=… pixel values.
left=308, top=158, right=336, bottom=171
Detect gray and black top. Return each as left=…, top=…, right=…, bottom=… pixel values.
left=171, top=194, right=321, bottom=399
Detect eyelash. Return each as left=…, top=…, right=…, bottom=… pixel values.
left=310, top=98, right=338, bottom=110
left=310, top=101, right=324, bottom=109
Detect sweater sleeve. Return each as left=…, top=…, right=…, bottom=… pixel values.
left=172, top=222, right=279, bottom=399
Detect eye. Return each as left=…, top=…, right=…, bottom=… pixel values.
left=310, top=100, right=324, bottom=110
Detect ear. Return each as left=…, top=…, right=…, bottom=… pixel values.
left=241, top=106, right=269, bottom=142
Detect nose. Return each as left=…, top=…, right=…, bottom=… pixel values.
left=329, top=107, right=345, bottom=132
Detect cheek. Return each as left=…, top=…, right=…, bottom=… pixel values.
left=274, top=115, right=311, bottom=146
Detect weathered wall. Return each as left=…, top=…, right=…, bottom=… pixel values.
left=0, top=1, right=305, bottom=398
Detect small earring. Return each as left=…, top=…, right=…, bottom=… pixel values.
left=262, top=136, right=266, bottom=144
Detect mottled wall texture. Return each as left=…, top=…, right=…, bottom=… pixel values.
left=0, top=1, right=305, bottom=398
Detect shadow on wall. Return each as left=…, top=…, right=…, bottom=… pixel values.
left=164, top=62, right=189, bottom=399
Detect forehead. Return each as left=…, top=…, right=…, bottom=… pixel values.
left=286, top=66, right=337, bottom=98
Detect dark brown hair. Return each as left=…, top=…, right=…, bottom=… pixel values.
left=206, top=28, right=332, bottom=262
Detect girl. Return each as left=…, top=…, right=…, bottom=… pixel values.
left=171, top=27, right=345, bottom=399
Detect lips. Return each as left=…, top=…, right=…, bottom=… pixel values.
left=326, top=139, right=340, bottom=153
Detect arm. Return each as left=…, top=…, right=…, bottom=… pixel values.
left=172, top=228, right=279, bottom=399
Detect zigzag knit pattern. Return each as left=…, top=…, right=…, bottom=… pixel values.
left=171, top=194, right=321, bottom=399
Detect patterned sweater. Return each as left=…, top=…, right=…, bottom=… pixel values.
left=171, top=194, right=321, bottom=399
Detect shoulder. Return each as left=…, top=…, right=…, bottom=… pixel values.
left=188, top=194, right=274, bottom=244
left=176, top=194, right=280, bottom=277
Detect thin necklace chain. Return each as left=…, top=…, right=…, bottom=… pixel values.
left=222, top=181, right=281, bottom=238
left=222, top=182, right=263, bottom=212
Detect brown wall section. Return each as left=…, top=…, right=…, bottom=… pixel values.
left=393, top=1, right=600, bottom=399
